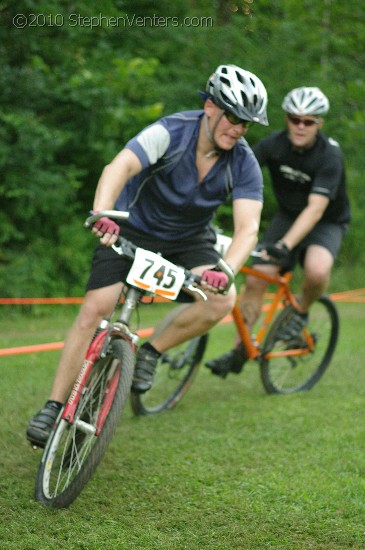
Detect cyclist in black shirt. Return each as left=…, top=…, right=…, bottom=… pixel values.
left=206, top=86, right=350, bottom=377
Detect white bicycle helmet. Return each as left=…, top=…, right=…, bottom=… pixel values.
left=282, top=87, right=329, bottom=116
left=206, top=64, right=269, bottom=126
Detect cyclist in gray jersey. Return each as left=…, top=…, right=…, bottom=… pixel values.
left=207, top=86, right=350, bottom=378
left=27, top=64, right=269, bottom=448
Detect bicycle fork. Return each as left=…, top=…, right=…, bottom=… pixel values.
left=61, top=329, right=108, bottom=434
left=56, top=286, right=143, bottom=439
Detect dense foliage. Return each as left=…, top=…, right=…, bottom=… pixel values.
left=1, top=0, right=364, bottom=296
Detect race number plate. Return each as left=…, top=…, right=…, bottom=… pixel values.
left=126, top=248, right=185, bottom=300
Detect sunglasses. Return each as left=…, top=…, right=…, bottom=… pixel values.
left=287, top=115, right=320, bottom=127
left=224, top=110, right=253, bottom=128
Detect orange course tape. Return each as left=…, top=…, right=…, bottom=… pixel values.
left=1, top=289, right=364, bottom=357
left=0, top=296, right=167, bottom=305
left=1, top=289, right=364, bottom=306
left=0, top=326, right=156, bottom=357
left=0, top=297, right=84, bottom=304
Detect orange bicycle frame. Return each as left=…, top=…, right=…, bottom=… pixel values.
left=231, top=266, right=314, bottom=361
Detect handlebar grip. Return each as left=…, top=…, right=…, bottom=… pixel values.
left=84, top=210, right=129, bottom=228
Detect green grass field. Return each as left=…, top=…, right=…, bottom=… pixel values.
left=0, top=300, right=364, bottom=549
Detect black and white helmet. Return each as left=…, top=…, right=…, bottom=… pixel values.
left=206, top=64, right=269, bottom=126
left=282, top=87, right=329, bottom=116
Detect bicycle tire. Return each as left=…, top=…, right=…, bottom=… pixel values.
left=35, top=338, right=134, bottom=508
left=260, top=296, right=339, bottom=394
left=130, top=333, right=208, bottom=415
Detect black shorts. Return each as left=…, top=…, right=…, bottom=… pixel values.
left=255, top=210, right=348, bottom=272
left=86, top=223, right=221, bottom=301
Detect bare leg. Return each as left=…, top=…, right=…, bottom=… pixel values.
left=150, top=304, right=190, bottom=341
left=151, top=285, right=237, bottom=353
left=49, top=283, right=123, bottom=403
left=131, top=269, right=237, bottom=392
left=233, top=264, right=279, bottom=345
left=203, top=266, right=277, bottom=377
left=300, top=245, right=333, bottom=312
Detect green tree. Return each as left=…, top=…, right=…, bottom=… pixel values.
left=0, top=0, right=163, bottom=296
left=0, top=0, right=364, bottom=298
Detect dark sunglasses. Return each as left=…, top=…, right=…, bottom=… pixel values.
left=224, top=110, right=253, bottom=128
left=287, top=114, right=320, bottom=127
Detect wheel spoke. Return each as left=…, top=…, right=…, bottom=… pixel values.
left=260, top=297, right=338, bottom=394
left=36, top=339, right=135, bottom=508
left=130, top=334, right=208, bottom=415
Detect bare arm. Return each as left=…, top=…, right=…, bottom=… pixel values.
left=93, top=148, right=142, bottom=211
left=91, top=149, right=142, bottom=245
left=280, top=193, right=330, bottom=250
left=224, top=198, right=262, bottom=273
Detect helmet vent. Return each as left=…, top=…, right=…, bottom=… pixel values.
left=240, top=91, right=249, bottom=107
left=221, top=91, right=234, bottom=107
left=205, top=64, right=269, bottom=126
left=282, top=86, right=329, bottom=116
left=236, top=71, right=244, bottom=84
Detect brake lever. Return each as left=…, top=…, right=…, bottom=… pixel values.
left=111, top=243, right=124, bottom=256
left=186, top=284, right=207, bottom=302
left=111, top=239, right=135, bottom=261
left=182, top=271, right=207, bottom=302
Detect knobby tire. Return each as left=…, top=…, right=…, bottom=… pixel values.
left=35, top=338, right=134, bottom=508
left=130, top=334, right=208, bottom=415
left=260, top=296, right=339, bottom=394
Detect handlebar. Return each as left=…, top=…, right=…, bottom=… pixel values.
left=84, top=210, right=130, bottom=227
left=250, top=245, right=288, bottom=267
left=250, top=249, right=264, bottom=258
left=84, top=210, right=217, bottom=301
left=113, top=235, right=207, bottom=301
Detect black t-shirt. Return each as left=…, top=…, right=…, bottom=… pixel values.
left=253, top=130, right=350, bottom=224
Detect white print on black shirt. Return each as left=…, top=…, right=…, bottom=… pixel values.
left=280, top=165, right=311, bottom=184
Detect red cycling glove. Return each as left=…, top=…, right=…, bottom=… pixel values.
left=92, top=211, right=120, bottom=237
left=201, top=268, right=229, bottom=290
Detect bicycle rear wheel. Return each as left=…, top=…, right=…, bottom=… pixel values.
left=260, top=296, right=339, bottom=394
left=130, top=334, right=208, bottom=415
left=35, top=338, right=134, bottom=508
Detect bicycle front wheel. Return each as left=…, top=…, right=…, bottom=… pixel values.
left=35, top=338, right=134, bottom=508
left=260, top=296, right=339, bottom=394
left=130, top=334, right=208, bottom=415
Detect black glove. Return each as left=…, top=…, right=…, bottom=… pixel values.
left=265, top=240, right=291, bottom=261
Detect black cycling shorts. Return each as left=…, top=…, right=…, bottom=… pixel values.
left=255, top=210, right=348, bottom=272
left=85, top=223, right=221, bottom=301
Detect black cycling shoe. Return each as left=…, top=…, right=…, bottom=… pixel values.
left=26, top=402, right=61, bottom=448
left=276, top=307, right=308, bottom=342
left=205, top=343, right=247, bottom=379
left=131, top=346, right=160, bottom=394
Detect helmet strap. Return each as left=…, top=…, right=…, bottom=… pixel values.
left=204, top=113, right=224, bottom=156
